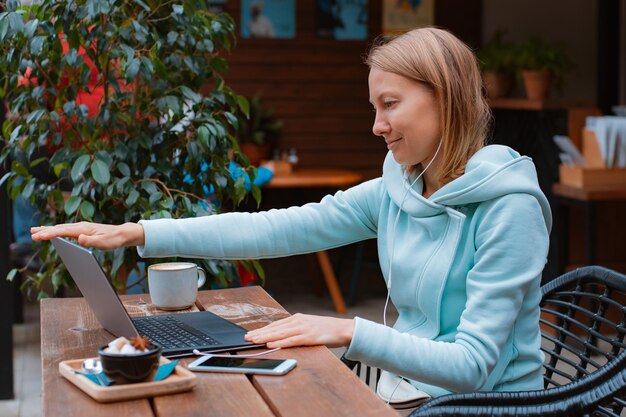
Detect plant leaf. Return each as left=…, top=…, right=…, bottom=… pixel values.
left=125, top=190, right=139, bottom=206
left=11, top=160, right=28, bottom=176
left=10, top=125, right=22, bottom=142
left=197, top=125, right=209, bottom=146
left=180, top=86, right=201, bottom=104
left=26, top=108, right=45, bottom=124
left=22, top=178, right=36, bottom=199
left=118, top=162, right=131, bottom=177
left=0, top=172, right=11, bottom=188
left=141, top=181, right=158, bottom=195
left=30, top=36, right=46, bottom=56
left=0, top=16, right=8, bottom=41
left=64, top=195, right=81, bottom=215
left=71, top=154, right=91, bottom=182
left=8, top=11, right=24, bottom=33
left=148, top=191, right=163, bottom=205
left=53, top=163, right=65, bottom=178
left=237, top=95, right=250, bottom=117
left=91, top=159, right=110, bottom=185
left=79, top=201, right=95, bottom=219
left=166, top=31, right=178, bottom=44
left=111, top=247, right=125, bottom=277
left=51, top=270, right=62, bottom=290
left=24, top=18, right=38, bottom=38
left=125, top=58, right=140, bottom=81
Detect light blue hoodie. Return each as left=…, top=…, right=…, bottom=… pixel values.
left=138, top=144, right=551, bottom=396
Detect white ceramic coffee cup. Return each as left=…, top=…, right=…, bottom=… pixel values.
left=147, top=262, right=206, bottom=310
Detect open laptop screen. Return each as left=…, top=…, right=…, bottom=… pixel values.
left=51, top=237, right=140, bottom=339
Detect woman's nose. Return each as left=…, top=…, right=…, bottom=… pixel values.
left=372, top=113, right=390, bottom=137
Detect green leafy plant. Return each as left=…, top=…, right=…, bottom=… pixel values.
left=236, top=94, right=282, bottom=146
left=0, top=0, right=264, bottom=297
left=516, top=36, right=570, bottom=89
left=476, top=31, right=516, bottom=74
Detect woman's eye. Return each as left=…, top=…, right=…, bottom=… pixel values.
left=384, top=101, right=396, bottom=109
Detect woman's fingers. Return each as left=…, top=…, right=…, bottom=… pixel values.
left=31, top=223, right=92, bottom=240
left=266, top=336, right=306, bottom=349
left=76, top=233, right=118, bottom=250
left=245, top=315, right=304, bottom=340
left=246, top=326, right=298, bottom=344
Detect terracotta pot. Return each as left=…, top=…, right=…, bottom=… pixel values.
left=239, top=143, right=271, bottom=166
left=482, top=71, right=513, bottom=99
left=521, top=69, right=553, bottom=100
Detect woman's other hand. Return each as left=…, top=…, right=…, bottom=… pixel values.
left=31, top=222, right=144, bottom=250
left=244, top=313, right=355, bottom=349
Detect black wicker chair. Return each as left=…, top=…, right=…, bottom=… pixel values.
left=342, top=266, right=626, bottom=416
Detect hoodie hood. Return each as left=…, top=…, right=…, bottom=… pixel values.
left=382, top=145, right=552, bottom=231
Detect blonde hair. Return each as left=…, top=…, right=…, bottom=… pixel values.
left=366, top=27, right=491, bottom=185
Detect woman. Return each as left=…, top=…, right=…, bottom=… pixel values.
left=32, top=28, right=551, bottom=400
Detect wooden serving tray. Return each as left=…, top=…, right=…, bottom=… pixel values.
left=58, top=357, right=196, bottom=403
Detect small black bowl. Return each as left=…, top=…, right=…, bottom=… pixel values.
left=98, top=344, right=161, bottom=385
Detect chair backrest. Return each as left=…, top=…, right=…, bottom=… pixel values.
left=539, top=266, right=626, bottom=416
left=410, top=349, right=626, bottom=416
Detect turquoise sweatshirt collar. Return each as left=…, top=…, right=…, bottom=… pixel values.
left=382, top=145, right=552, bottom=232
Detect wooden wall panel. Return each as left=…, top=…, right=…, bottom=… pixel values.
left=219, top=0, right=481, bottom=181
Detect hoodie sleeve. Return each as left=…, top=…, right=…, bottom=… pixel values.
left=137, top=179, right=383, bottom=259
left=345, top=192, right=549, bottom=393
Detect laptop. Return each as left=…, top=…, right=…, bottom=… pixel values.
left=51, top=237, right=262, bottom=357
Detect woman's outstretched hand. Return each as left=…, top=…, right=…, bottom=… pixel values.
left=244, top=313, right=355, bottom=349
left=31, top=222, right=145, bottom=250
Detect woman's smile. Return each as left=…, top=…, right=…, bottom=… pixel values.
left=386, top=137, right=403, bottom=150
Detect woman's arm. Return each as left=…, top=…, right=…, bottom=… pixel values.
left=31, top=179, right=383, bottom=256
left=138, top=179, right=382, bottom=259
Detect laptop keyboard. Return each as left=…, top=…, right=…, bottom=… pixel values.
left=133, top=315, right=221, bottom=349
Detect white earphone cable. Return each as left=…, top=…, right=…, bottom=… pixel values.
left=383, top=140, right=443, bottom=327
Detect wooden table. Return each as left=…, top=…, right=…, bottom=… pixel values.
left=552, top=182, right=626, bottom=273
left=41, top=287, right=397, bottom=417
left=265, top=168, right=363, bottom=315
left=265, top=168, right=363, bottom=189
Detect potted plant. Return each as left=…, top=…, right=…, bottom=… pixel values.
left=477, top=31, right=516, bottom=99
left=0, top=0, right=264, bottom=297
left=516, top=36, right=570, bottom=100
left=236, top=94, right=283, bottom=166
